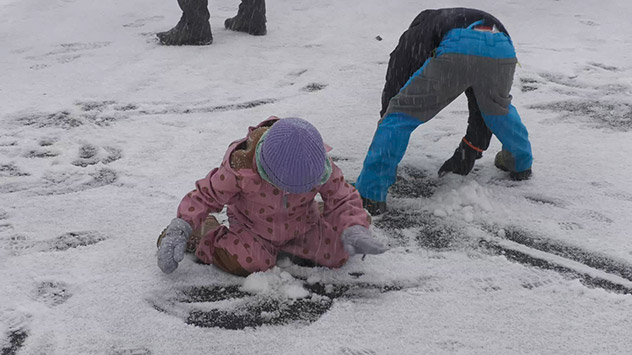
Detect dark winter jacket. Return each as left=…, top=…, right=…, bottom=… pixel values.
left=380, top=8, right=510, bottom=116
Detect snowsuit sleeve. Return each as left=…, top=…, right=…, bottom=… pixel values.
left=319, top=161, right=371, bottom=233
left=176, top=162, right=242, bottom=231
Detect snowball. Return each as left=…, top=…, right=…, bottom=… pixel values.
left=282, top=284, right=310, bottom=299
left=306, top=275, right=322, bottom=284
left=240, top=267, right=309, bottom=299
left=241, top=272, right=272, bottom=294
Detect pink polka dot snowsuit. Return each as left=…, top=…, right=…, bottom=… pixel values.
left=176, top=118, right=370, bottom=273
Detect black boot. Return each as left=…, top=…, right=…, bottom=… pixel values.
left=361, top=197, right=388, bottom=216
left=157, top=0, right=213, bottom=45
left=157, top=21, right=213, bottom=45
left=224, top=0, right=267, bottom=36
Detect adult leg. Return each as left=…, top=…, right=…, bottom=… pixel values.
left=157, top=0, right=213, bottom=46
left=225, top=0, right=267, bottom=36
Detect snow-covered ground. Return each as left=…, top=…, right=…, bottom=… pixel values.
left=1, top=0, right=632, bottom=354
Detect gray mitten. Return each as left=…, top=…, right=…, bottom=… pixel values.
left=157, top=218, right=193, bottom=274
left=341, top=225, right=388, bottom=256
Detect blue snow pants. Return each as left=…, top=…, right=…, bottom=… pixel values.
left=356, top=24, right=533, bottom=202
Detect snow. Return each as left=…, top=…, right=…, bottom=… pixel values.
left=1, top=0, right=632, bottom=354
left=241, top=267, right=310, bottom=299
left=431, top=180, right=494, bottom=221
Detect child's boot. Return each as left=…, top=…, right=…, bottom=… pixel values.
left=494, top=150, right=532, bottom=181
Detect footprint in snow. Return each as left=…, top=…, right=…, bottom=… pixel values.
left=0, top=231, right=107, bottom=256
left=122, top=15, right=164, bottom=28
left=558, top=221, right=583, bottom=231
left=339, top=348, right=377, bottom=355
left=72, top=144, right=122, bottom=167
left=301, top=83, right=327, bottom=92
left=577, top=209, right=613, bottom=224
left=1, top=329, right=28, bottom=355
left=34, top=281, right=72, bottom=307
left=523, top=194, right=566, bottom=208
left=109, top=347, right=152, bottom=355
left=0, top=163, right=30, bottom=177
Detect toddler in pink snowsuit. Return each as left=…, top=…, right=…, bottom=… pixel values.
left=157, top=117, right=387, bottom=276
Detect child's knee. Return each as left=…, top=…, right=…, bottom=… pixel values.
left=211, top=247, right=276, bottom=276
left=212, top=247, right=251, bottom=276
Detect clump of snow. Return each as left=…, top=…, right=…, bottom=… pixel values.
left=275, top=255, right=293, bottom=268
left=306, top=274, right=322, bottom=285
left=432, top=180, right=493, bottom=222
left=240, top=267, right=309, bottom=299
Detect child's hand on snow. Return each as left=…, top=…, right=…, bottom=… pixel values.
left=341, top=225, right=388, bottom=256
left=157, top=218, right=193, bottom=274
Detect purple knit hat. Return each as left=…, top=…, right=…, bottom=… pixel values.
left=259, top=118, right=326, bottom=194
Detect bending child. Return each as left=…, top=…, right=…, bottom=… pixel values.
left=157, top=117, right=387, bottom=276
left=356, top=8, right=534, bottom=215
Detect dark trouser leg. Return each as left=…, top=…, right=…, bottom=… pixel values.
left=157, top=0, right=212, bottom=45
left=178, top=0, right=210, bottom=25
left=464, top=87, right=492, bottom=154
left=436, top=89, right=490, bottom=177
left=225, top=0, right=267, bottom=36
